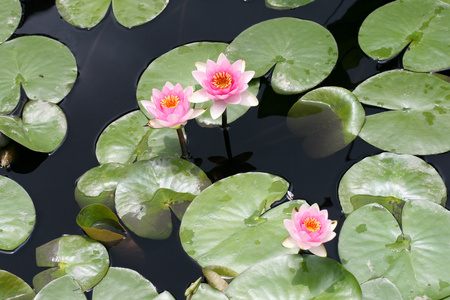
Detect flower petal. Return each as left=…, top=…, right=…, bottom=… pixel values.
left=189, top=89, right=211, bottom=103
left=210, top=101, right=228, bottom=119
left=282, top=236, right=299, bottom=249
left=148, top=119, right=164, bottom=129
left=195, top=62, right=206, bottom=72
left=309, top=244, right=327, bottom=257
left=238, top=91, right=259, bottom=107
left=192, top=70, right=207, bottom=87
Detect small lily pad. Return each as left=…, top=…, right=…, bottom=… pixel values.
left=338, top=152, right=447, bottom=215
left=265, top=0, right=314, bottom=9
left=190, top=283, right=229, bottom=300
left=180, top=172, right=306, bottom=273
left=225, top=17, right=338, bottom=94
left=34, top=276, right=86, bottom=300
left=338, top=200, right=450, bottom=299
left=0, top=176, right=35, bottom=251
left=0, top=36, right=77, bottom=114
left=354, top=70, right=450, bottom=155
left=224, top=254, right=362, bottom=299
left=95, top=110, right=180, bottom=165
left=33, top=235, right=110, bottom=292
left=115, top=156, right=211, bottom=239
left=360, top=277, right=403, bottom=300
left=75, top=163, right=129, bottom=210
left=287, top=87, right=365, bottom=158
left=0, top=270, right=35, bottom=300
left=0, top=100, right=67, bottom=153
left=76, top=204, right=126, bottom=246
left=56, top=0, right=169, bottom=29
left=0, top=0, right=21, bottom=44
left=358, top=0, right=450, bottom=72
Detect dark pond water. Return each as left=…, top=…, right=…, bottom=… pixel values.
left=1, top=0, right=449, bottom=298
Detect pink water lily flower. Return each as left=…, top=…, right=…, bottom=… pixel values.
left=141, top=82, right=206, bottom=129
left=190, top=53, right=258, bottom=119
left=283, top=203, right=337, bottom=257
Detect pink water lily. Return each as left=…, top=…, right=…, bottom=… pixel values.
left=190, top=53, right=258, bottom=119
left=141, top=82, right=206, bottom=129
left=283, top=203, right=337, bottom=257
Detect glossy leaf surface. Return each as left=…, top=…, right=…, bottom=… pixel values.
left=34, top=276, right=86, bottom=300
left=0, top=0, right=21, bottom=44
left=0, top=270, right=35, bottom=300
left=360, top=278, right=403, bottom=300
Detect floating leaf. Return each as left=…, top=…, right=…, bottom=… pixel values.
left=154, top=291, right=176, bottom=300
left=358, top=0, right=450, bottom=72
left=225, top=17, right=338, bottom=94
left=0, top=36, right=77, bottom=114
left=0, top=100, right=67, bottom=153
left=360, top=278, right=403, bottom=300
left=92, top=267, right=159, bottom=299
left=75, top=163, right=128, bottom=210
left=190, top=283, right=229, bottom=300
left=287, top=87, right=365, bottom=158
left=95, top=110, right=180, bottom=165
left=115, top=156, right=211, bottom=239
left=76, top=204, right=126, bottom=246
left=180, top=172, right=305, bottom=273
left=338, top=200, right=450, bottom=299
left=354, top=70, right=450, bottom=155
left=0, top=176, right=35, bottom=251
left=34, top=276, right=86, bottom=300
left=0, top=270, right=35, bottom=300
left=224, top=254, right=362, bottom=299
left=265, top=0, right=314, bottom=9
left=33, top=235, right=110, bottom=292
left=56, top=0, right=169, bottom=29
left=0, top=0, right=21, bottom=44
left=338, top=152, right=446, bottom=215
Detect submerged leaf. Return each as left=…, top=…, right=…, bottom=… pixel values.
left=265, top=0, right=314, bottom=10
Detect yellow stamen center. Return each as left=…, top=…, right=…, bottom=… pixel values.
left=212, top=72, right=232, bottom=89
left=160, top=95, right=180, bottom=108
left=303, top=217, right=321, bottom=232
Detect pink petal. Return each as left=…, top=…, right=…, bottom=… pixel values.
left=240, top=70, right=255, bottom=84
left=238, top=91, right=259, bottom=107
left=309, top=244, right=327, bottom=257
left=224, top=94, right=241, bottom=104
left=210, top=101, right=227, bottom=119
left=189, top=89, right=211, bottom=103
left=164, top=82, right=175, bottom=89
left=190, top=108, right=207, bottom=119
left=148, top=119, right=164, bottom=129
left=192, top=70, right=207, bottom=87
left=195, top=62, right=206, bottom=72
left=217, top=53, right=228, bottom=65
left=230, top=60, right=243, bottom=73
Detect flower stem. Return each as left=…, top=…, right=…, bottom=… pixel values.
left=221, top=109, right=233, bottom=160
left=176, top=127, right=190, bottom=160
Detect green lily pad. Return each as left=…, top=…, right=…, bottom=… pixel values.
left=224, top=254, right=362, bottom=299
left=75, top=163, right=128, bottom=210
left=0, top=100, right=67, bottom=153
left=287, top=87, right=365, bottom=158
left=190, top=283, right=229, bottom=300
left=358, top=0, right=450, bottom=72
left=180, top=172, right=306, bottom=273
left=115, top=156, right=211, bottom=239
left=56, top=0, right=169, bottom=29
left=0, top=270, right=35, bottom=300
left=266, top=0, right=314, bottom=9
left=0, top=36, right=77, bottom=114
left=154, top=291, right=176, bottom=300
left=34, top=276, right=86, bottom=300
left=95, top=110, right=180, bottom=165
left=338, top=152, right=447, bottom=215
left=0, top=0, right=21, bottom=44
left=338, top=200, right=450, bottom=299
left=354, top=70, right=450, bottom=155
left=360, top=278, right=403, bottom=300
left=33, top=235, right=110, bottom=292
left=76, top=204, right=126, bottom=246
left=225, top=17, right=338, bottom=94
left=0, top=176, right=35, bottom=251
left=92, top=267, right=159, bottom=299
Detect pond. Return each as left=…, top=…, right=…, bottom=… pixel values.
left=1, top=0, right=450, bottom=299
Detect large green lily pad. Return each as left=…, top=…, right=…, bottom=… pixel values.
left=360, top=278, right=403, bottom=300
left=115, top=156, right=211, bottom=239
left=225, top=17, right=338, bottom=94
left=266, top=0, right=314, bottom=9
left=92, top=267, right=159, bottom=299
left=34, top=276, right=86, bottom=300
left=0, top=100, right=67, bottom=153
left=56, top=0, right=169, bottom=29
left=358, top=0, right=450, bottom=72
left=33, top=235, right=110, bottom=292
left=0, top=36, right=77, bottom=114
left=190, top=283, right=229, bottom=300
left=338, top=152, right=446, bottom=215
left=224, top=254, right=362, bottom=299
left=0, top=176, right=35, bottom=251
left=354, top=70, right=450, bottom=155
left=287, top=87, right=365, bottom=158
left=75, top=163, right=128, bottom=210
left=180, top=172, right=306, bottom=273
left=0, top=0, right=21, bottom=44
left=95, top=110, right=180, bottom=165
left=0, top=270, right=35, bottom=300
left=339, top=200, right=450, bottom=299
